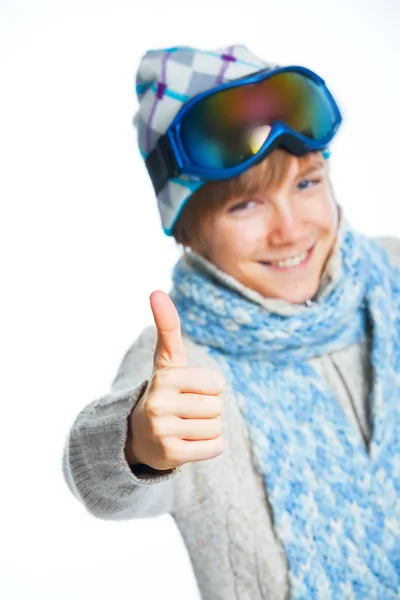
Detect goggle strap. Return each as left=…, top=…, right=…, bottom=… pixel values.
left=145, top=134, right=180, bottom=195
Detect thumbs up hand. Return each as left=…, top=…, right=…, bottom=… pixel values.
left=125, top=291, right=226, bottom=471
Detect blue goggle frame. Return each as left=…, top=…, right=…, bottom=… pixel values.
left=146, top=66, right=342, bottom=194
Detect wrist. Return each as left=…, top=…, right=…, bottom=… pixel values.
left=124, top=412, right=140, bottom=465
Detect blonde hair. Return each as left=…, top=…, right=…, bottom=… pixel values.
left=172, top=150, right=326, bottom=249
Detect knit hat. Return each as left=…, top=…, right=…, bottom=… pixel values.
left=134, top=44, right=279, bottom=235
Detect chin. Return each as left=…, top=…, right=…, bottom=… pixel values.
left=263, top=280, right=321, bottom=305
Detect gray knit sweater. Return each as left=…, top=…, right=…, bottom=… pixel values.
left=62, top=236, right=400, bottom=600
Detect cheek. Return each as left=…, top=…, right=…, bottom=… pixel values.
left=221, top=220, right=265, bottom=257
left=309, top=191, right=338, bottom=233
left=325, top=196, right=339, bottom=232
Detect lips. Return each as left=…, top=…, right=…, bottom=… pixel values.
left=259, top=244, right=316, bottom=270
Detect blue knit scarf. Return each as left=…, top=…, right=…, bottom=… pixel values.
left=170, top=225, right=400, bottom=599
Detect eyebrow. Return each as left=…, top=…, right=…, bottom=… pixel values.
left=298, top=163, right=325, bottom=178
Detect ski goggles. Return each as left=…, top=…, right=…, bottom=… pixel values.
left=145, top=66, right=342, bottom=194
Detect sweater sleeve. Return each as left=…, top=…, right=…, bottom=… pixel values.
left=62, top=327, right=178, bottom=520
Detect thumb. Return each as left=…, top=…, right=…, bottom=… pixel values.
left=150, top=290, right=187, bottom=369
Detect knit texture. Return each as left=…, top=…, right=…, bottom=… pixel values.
left=134, top=44, right=277, bottom=234
left=170, top=225, right=400, bottom=599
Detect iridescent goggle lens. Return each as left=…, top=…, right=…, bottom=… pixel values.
left=179, top=70, right=338, bottom=169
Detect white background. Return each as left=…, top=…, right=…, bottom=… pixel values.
left=1, top=0, right=399, bottom=598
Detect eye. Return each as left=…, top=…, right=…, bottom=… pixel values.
left=228, top=199, right=258, bottom=213
left=297, top=178, right=320, bottom=191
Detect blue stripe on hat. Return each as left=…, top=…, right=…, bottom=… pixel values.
left=144, top=46, right=263, bottom=70
left=201, top=50, right=263, bottom=70
left=170, top=177, right=202, bottom=191
left=136, top=82, right=151, bottom=95
left=136, top=81, right=189, bottom=102
left=146, top=46, right=183, bottom=54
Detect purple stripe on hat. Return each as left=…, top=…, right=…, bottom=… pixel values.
left=215, top=46, right=236, bottom=85
left=145, top=52, right=173, bottom=153
left=221, top=53, right=236, bottom=62
left=156, top=82, right=167, bottom=99
left=161, top=54, right=169, bottom=81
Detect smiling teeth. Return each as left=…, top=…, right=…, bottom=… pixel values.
left=270, top=251, right=309, bottom=268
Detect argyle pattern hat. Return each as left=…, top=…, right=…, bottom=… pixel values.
left=134, top=44, right=279, bottom=235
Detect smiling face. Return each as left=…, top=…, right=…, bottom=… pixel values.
left=173, top=150, right=339, bottom=304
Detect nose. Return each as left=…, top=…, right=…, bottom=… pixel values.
left=268, top=201, right=305, bottom=246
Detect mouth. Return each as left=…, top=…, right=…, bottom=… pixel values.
left=259, top=243, right=316, bottom=271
